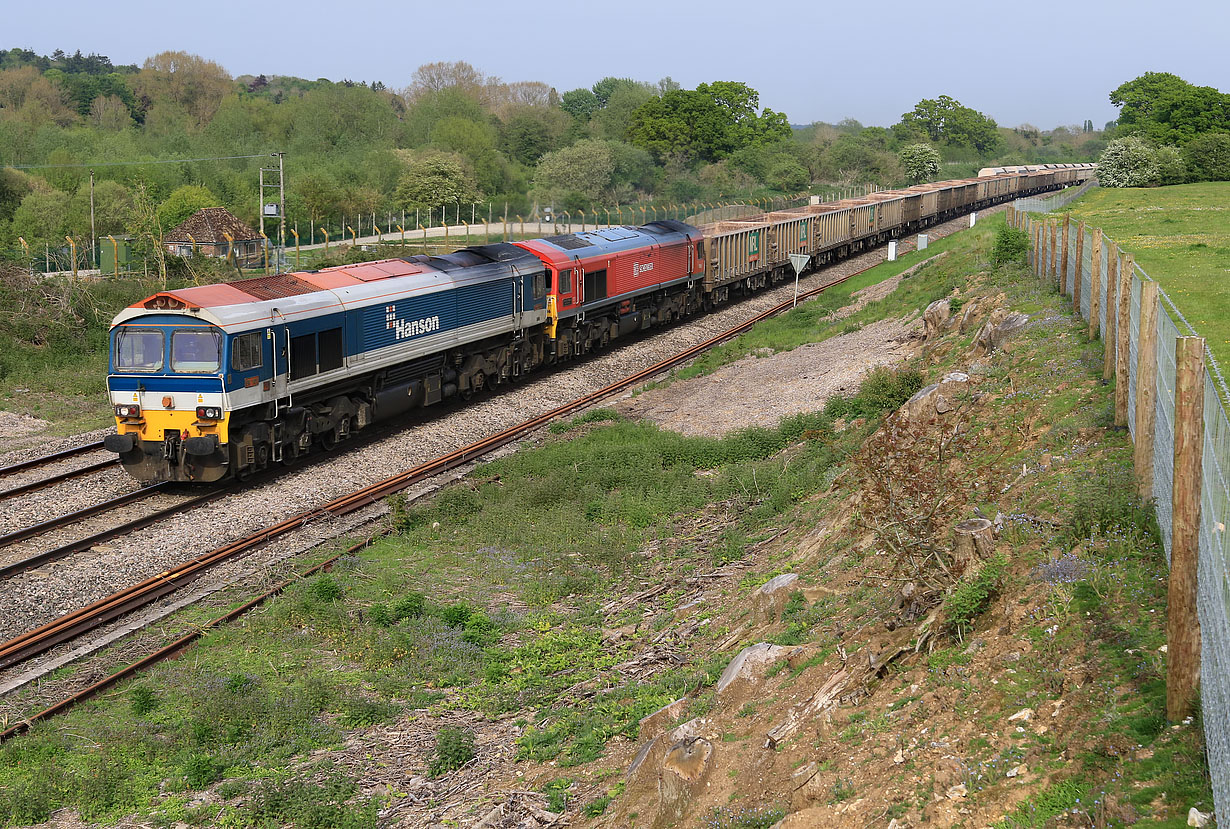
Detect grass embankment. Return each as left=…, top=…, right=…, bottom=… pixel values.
left=0, top=215, right=1214, bottom=827
left=1061, top=182, right=1230, bottom=367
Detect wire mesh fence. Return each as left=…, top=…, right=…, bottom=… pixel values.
left=1014, top=202, right=1230, bottom=823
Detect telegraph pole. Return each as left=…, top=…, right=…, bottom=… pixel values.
left=89, top=170, right=96, bottom=269
left=259, top=152, right=287, bottom=274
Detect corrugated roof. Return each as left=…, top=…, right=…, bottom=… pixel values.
left=165, top=207, right=261, bottom=244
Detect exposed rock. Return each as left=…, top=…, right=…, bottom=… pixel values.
left=754, top=573, right=799, bottom=623
left=1007, top=764, right=1026, bottom=778
left=900, top=371, right=970, bottom=423
left=715, top=642, right=791, bottom=696
left=1008, top=708, right=1034, bottom=722
left=946, top=783, right=968, bottom=799
left=923, top=299, right=951, bottom=339
left=974, top=310, right=1030, bottom=355
left=1188, top=806, right=1212, bottom=827
left=639, top=698, right=688, bottom=741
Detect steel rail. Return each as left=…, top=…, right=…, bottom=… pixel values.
left=0, top=459, right=117, bottom=500
left=0, top=482, right=172, bottom=548
left=0, top=490, right=225, bottom=580
left=0, top=258, right=869, bottom=718
left=0, top=441, right=105, bottom=477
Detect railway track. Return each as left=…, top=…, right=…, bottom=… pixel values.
left=0, top=442, right=116, bottom=500
left=0, top=258, right=871, bottom=739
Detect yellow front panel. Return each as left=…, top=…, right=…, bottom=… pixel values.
left=116, top=408, right=230, bottom=443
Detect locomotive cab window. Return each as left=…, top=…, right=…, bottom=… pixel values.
left=231, top=332, right=263, bottom=371
left=171, top=330, right=222, bottom=374
left=115, top=328, right=164, bottom=373
left=533, top=272, right=547, bottom=300
left=559, top=268, right=572, bottom=294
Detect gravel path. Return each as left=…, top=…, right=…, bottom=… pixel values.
left=0, top=207, right=999, bottom=655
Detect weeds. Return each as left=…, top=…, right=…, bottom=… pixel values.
left=429, top=727, right=477, bottom=777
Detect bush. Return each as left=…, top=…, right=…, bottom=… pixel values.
left=391, top=592, right=426, bottom=621
left=307, top=575, right=343, bottom=602
left=1184, top=132, right=1230, bottom=182
left=1154, top=144, right=1188, bottom=185
left=130, top=685, right=158, bottom=716
left=991, top=225, right=1030, bottom=267
left=1097, top=136, right=1159, bottom=187
left=182, top=754, right=220, bottom=789
left=943, top=553, right=1007, bottom=636
left=428, top=727, right=477, bottom=776
left=825, top=367, right=925, bottom=421
left=440, top=602, right=473, bottom=628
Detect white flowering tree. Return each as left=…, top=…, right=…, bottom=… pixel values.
left=1097, top=136, right=1159, bottom=187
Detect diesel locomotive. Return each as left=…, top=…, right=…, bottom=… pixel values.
left=104, top=164, right=1094, bottom=483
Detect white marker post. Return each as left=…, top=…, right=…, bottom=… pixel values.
left=789, top=253, right=810, bottom=307
left=888, top=241, right=897, bottom=261
left=917, top=234, right=928, bottom=250
left=969, top=212, right=977, bottom=228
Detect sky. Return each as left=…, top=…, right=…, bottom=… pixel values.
left=8, top=0, right=1228, bottom=131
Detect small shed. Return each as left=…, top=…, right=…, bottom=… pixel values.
left=165, top=207, right=263, bottom=266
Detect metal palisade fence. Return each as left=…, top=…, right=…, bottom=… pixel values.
left=1008, top=191, right=1230, bottom=823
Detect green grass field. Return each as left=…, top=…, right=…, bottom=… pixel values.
left=1061, top=183, right=1230, bottom=367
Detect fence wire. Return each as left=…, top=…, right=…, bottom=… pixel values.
left=1016, top=199, right=1230, bottom=822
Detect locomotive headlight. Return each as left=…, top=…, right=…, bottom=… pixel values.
left=195, top=406, right=223, bottom=420
left=115, top=404, right=141, bottom=418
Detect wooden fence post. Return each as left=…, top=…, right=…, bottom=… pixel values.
left=1050, top=220, right=1060, bottom=291
left=1073, top=220, right=1084, bottom=317
left=1167, top=336, right=1205, bottom=721
left=1061, top=213, right=1071, bottom=296
left=1088, top=228, right=1103, bottom=340
left=1104, top=248, right=1119, bottom=382
left=1034, top=223, right=1042, bottom=276
left=1114, top=253, right=1134, bottom=427
left=1134, top=280, right=1160, bottom=499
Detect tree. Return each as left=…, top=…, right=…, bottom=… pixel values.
left=532, top=139, right=615, bottom=202
left=559, top=88, right=599, bottom=121
left=899, top=143, right=941, bottom=184
left=500, top=106, right=568, bottom=165
left=133, top=51, right=233, bottom=128
left=156, top=185, right=219, bottom=230
left=1153, top=144, right=1188, bottom=185
left=1097, top=136, right=1159, bottom=187
left=393, top=152, right=480, bottom=212
left=627, top=81, right=789, bottom=164
left=292, top=172, right=340, bottom=224
left=404, top=61, right=494, bottom=105
left=89, top=93, right=133, bottom=129
left=1184, top=133, right=1230, bottom=182
left=897, top=95, right=999, bottom=153
left=1109, top=72, right=1230, bottom=145
left=12, top=189, right=71, bottom=248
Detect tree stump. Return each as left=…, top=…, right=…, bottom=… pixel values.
left=953, top=518, right=994, bottom=576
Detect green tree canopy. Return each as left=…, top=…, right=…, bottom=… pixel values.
left=627, top=81, right=790, bottom=164
left=899, top=143, right=941, bottom=184
left=1184, top=133, right=1230, bottom=182
left=1109, top=72, right=1230, bottom=145
left=11, top=189, right=71, bottom=247
left=532, top=139, right=616, bottom=203
left=156, top=184, right=220, bottom=230
left=393, top=151, right=480, bottom=213
left=897, top=95, right=999, bottom=154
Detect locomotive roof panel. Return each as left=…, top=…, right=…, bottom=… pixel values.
left=514, top=222, right=699, bottom=266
